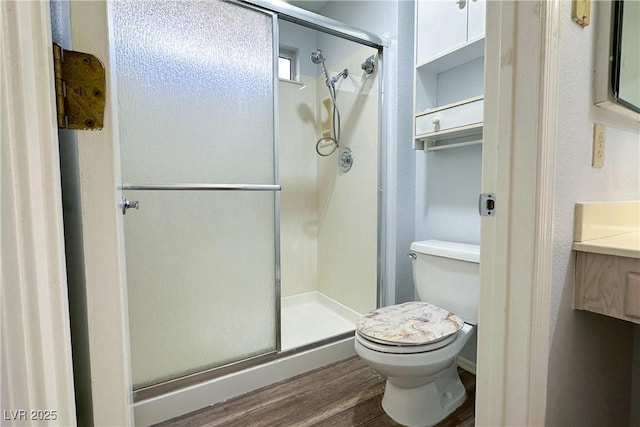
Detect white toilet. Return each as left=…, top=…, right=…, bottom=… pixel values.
left=355, top=240, right=479, bottom=427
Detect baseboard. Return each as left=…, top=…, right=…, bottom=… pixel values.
left=457, top=356, right=477, bottom=375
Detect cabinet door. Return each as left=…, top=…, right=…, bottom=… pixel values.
left=467, top=0, right=486, bottom=41
left=416, top=0, right=468, bottom=64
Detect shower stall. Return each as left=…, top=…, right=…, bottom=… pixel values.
left=106, top=0, right=386, bottom=419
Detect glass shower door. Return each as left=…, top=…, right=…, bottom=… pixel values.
left=111, top=0, right=279, bottom=390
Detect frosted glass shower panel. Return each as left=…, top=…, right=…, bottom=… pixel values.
left=112, top=0, right=275, bottom=184
left=123, top=191, right=277, bottom=388
left=110, top=0, right=279, bottom=389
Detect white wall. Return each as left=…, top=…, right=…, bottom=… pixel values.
left=546, top=2, right=640, bottom=425
left=415, top=143, right=482, bottom=245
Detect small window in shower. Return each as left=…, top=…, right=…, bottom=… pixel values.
left=278, top=47, right=297, bottom=81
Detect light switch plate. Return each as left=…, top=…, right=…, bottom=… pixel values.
left=592, top=123, right=605, bottom=168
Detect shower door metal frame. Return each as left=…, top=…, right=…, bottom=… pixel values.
left=243, top=0, right=388, bottom=48
left=133, top=0, right=389, bottom=402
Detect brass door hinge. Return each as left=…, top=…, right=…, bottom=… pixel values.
left=53, top=43, right=106, bottom=130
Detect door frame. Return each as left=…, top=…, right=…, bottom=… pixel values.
left=1, top=1, right=76, bottom=424
left=61, top=1, right=134, bottom=425
left=476, top=1, right=558, bottom=425
left=3, top=0, right=560, bottom=425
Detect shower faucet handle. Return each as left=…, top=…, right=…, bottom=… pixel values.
left=361, top=55, right=375, bottom=75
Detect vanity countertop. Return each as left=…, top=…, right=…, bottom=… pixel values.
left=572, top=230, right=640, bottom=259
left=573, top=200, right=640, bottom=258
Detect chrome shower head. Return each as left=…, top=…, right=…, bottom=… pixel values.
left=310, top=49, right=325, bottom=65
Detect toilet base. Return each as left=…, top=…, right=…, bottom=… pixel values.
left=380, top=362, right=466, bottom=427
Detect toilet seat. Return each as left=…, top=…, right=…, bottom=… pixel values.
left=356, top=330, right=459, bottom=354
left=356, top=301, right=464, bottom=348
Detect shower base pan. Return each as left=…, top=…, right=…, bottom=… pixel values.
left=281, top=291, right=362, bottom=351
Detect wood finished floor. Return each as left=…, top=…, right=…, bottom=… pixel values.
left=156, top=356, right=475, bottom=427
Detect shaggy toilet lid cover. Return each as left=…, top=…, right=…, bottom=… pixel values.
left=356, top=301, right=464, bottom=345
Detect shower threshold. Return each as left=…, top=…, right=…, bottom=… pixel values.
left=281, top=291, right=362, bottom=351
left=133, top=293, right=364, bottom=425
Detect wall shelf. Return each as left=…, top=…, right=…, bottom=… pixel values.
left=415, top=126, right=482, bottom=151
left=416, top=37, right=485, bottom=75
left=414, top=96, right=483, bottom=151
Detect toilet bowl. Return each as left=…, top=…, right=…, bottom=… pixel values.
left=355, top=321, right=473, bottom=427
left=354, top=240, right=480, bottom=427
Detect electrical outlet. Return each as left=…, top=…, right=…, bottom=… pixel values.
left=592, top=123, right=605, bottom=168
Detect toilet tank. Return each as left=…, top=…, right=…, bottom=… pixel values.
left=410, top=240, right=480, bottom=325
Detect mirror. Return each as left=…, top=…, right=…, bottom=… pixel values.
left=594, top=0, right=640, bottom=120
left=612, top=0, right=640, bottom=112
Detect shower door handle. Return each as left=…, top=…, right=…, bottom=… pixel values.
left=121, top=196, right=140, bottom=215
left=120, top=183, right=281, bottom=191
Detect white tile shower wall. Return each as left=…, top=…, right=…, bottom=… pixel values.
left=315, top=37, right=378, bottom=315
left=279, top=77, right=319, bottom=297
left=319, top=0, right=416, bottom=306
left=279, top=19, right=380, bottom=311
left=546, top=2, right=640, bottom=426
left=279, top=22, right=319, bottom=297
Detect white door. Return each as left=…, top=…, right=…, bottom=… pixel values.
left=56, top=1, right=279, bottom=424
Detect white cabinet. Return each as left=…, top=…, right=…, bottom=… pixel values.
left=415, top=96, right=483, bottom=137
left=416, top=0, right=467, bottom=65
left=416, top=0, right=486, bottom=65
left=575, top=251, right=640, bottom=324
left=413, top=0, right=486, bottom=150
